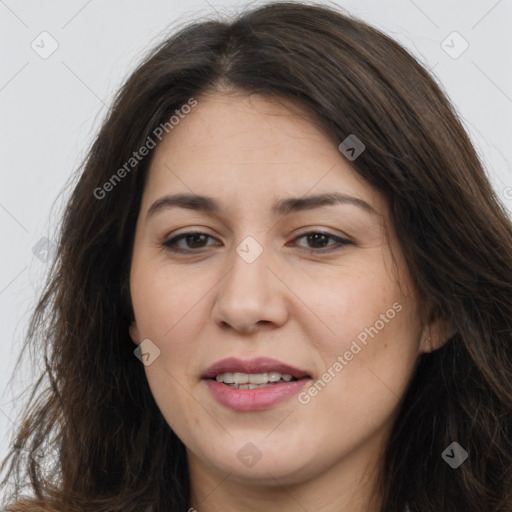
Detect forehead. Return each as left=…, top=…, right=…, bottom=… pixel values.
left=152, top=92, right=338, bottom=166
left=143, top=92, right=386, bottom=218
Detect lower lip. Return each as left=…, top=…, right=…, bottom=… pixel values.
left=204, top=379, right=310, bottom=411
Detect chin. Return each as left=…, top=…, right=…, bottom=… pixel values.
left=193, top=441, right=323, bottom=486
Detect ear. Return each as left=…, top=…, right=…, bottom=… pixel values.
left=419, top=314, right=457, bottom=354
left=129, top=321, right=141, bottom=346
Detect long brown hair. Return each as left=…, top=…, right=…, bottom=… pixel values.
left=2, top=2, right=511, bottom=511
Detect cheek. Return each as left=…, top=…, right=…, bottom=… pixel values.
left=291, top=255, right=420, bottom=409
left=131, top=255, right=206, bottom=337
left=293, top=301, right=419, bottom=467
left=130, top=262, right=210, bottom=433
left=130, top=257, right=219, bottom=387
left=290, top=257, right=410, bottom=356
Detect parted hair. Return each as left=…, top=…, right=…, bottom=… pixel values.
left=2, top=2, right=512, bottom=511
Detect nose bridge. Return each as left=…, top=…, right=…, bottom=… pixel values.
left=225, top=235, right=271, bottom=303
left=212, top=234, right=288, bottom=331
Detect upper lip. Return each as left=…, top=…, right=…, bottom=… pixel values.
left=202, top=357, right=311, bottom=380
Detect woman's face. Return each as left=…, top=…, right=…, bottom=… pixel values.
left=129, top=92, right=427, bottom=489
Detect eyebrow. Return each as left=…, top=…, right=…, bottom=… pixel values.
left=146, top=192, right=376, bottom=220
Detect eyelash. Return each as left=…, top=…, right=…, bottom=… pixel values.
left=162, top=231, right=352, bottom=254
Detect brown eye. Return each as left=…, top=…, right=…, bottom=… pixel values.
left=162, top=232, right=220, bottom=252
left=183, top=234, right=209, bottom=248
left=305, top=233, right=330, bottom=249
left=293, top=231, right=352, bottom=253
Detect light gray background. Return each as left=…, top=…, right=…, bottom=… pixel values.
left=1, top=0, right=511, bottom=475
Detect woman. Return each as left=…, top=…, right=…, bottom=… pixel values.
left=1, top=2, right=511, bottom=511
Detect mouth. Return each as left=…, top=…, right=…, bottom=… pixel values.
left=202, top=357, right=312, bottom=411
left=213, top=371, right=300, bottom=389
left=202, top=356, right=311, bottom=383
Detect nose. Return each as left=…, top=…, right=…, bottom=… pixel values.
left=211, top=241, right=289, bottom=334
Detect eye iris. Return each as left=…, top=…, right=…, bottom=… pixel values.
left=186, top=234, right=208, bottom=248
left=307, top=233, right=329, bottom=248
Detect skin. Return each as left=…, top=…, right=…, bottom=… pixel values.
left=129, top=91, right=450, bottom=511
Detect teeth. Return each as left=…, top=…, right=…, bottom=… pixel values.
left=224, top=382, right=283, bottom=389
left=215, top=371, right=296, bottom=387
left=268, top=371, right=281, bottom=382
left=233, top=372, right=248, bottom=384
left=249, top=373, right=268, bottom=384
